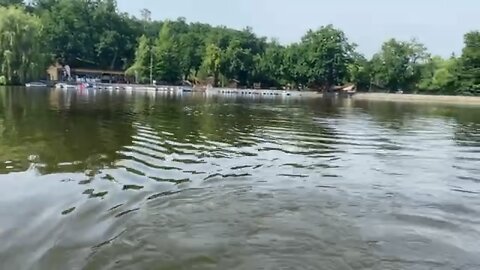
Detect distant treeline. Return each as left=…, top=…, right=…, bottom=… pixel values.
left=0, top=0, right=479, bottom=95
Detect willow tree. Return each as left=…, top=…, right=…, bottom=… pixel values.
left=126, top=35, right=151, bottom=83
left=152, top=22, right=182, bottom=83
left=0, top=6, right=47, bottom=84
left=201, top=44, right=222, bottom=86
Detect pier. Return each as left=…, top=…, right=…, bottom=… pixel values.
left=51, top=83, right=323, bottom=98
left=205, top=88, right=322, bottom=98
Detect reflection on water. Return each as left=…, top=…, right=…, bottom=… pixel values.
left=0, top=87, right=479, bottom=270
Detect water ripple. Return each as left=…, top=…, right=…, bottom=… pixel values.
left=1, top=90, right=480, bottom=270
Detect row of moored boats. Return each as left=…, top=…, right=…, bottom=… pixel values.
left=25, top=82, right=193, bottom=92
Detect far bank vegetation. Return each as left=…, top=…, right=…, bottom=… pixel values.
left=0, top=0, right=479, bottom=96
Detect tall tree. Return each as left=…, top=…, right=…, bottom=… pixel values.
left=178, top=30, right=203, bottom=80
left=92, top=0, right=134, bottom=69
left=282, top=43, right=308, bottom=88
left=38, top=0, right=137, bottom=70
left=221, top=39, right=255, bottom=85
left=126, top=35, right=151, bottom=83
left=253, top=41, right=285, bottom=87
left=0, top=6, right=47, bottom=84
left=371, top=39, right=428, bottom=92
left=457, top=31, right=480, bottom=95
left=300, top=25, right=356, bottom=89
left=347, top=53, right=371, bottom=91
left=201, top=44, right=222, bottom=86
left=40, top=0, right=96, bottom=67
left=152, top=22, right=182, bottom=83
left=417, top=56, right=457, bottom=93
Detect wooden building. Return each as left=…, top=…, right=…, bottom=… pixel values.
left=47, top=64, right=128, bottom=83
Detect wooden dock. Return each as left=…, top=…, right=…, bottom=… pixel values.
left=206, top=88, right=322, bottom=98
left=54, top=83, right=323, bottom=99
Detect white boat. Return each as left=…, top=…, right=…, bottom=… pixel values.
left=181, top=86, right=193, bottom=92
left=55, top=83, right=79, bottom=90
left=25, top=82, right=47, bottom=88
left=282, top=91, right=291, bottom=96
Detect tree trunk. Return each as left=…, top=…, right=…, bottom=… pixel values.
left=110, top=50, right=118, bottom=70
left=214, top=72, right=219, bottom=87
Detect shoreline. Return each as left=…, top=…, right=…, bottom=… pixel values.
left=353, top=93, right=480, bottom=105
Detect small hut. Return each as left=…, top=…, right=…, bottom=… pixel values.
left=227, top=79, right=239, bottom=88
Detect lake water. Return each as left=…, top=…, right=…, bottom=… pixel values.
left=0, top=87, right=479, bottom=270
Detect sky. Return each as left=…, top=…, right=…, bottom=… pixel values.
left=117, top=0, right=479, bottom=57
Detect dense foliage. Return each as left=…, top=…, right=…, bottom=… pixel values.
left=0, top=6, right=47, bottom=85
left=0, top=0, right=479, bottom=95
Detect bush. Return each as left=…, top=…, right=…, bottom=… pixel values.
left=0, top=76, right=6, bottom=85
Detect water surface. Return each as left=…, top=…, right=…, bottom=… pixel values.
left=0, top=87, right=479, bottom=270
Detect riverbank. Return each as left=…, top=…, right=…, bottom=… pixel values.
left=353, top=93, right=480, bottom=105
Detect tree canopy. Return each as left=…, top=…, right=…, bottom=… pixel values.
left=0, top=6, right=47, bottom=85
left=0, top=0, right=478, bottom=95
left=300, top=25, right=355, bottom=89
left=0, top=0, right=23, bottom=7
left=457, top=31, right=480, bottom=95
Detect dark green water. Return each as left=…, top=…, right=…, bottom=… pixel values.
left=0, top=87, right=479, bottom=270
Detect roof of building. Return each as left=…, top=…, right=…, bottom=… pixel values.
left=71, top=68, right=125, bottom=75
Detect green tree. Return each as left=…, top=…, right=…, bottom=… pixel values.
left=126, top=35, right=151, bottom=83
left=418, top=56, right=457, bottom=93
left=371, top=38, right=428, bottom=92
left=457, top=31, right=480, bottom=95
left=0, top=6, right=48, bottom=84
left=0, top=0, right=23, bottom=7
left=37, top=0, right=138, bottom=70
left=300, top=25, right=356, bottom=89
left=221, top=39, right=255, bottom=86
left=39, top=0, right=96, bottom=67
left=92, top=0, right=137, bottom=69
left=253, top=41, right=285, bottom=87
left=201, top=44, right=222, bottom=86
left=347, top=53, right=371, bottom=91
left=282, top=43, right=308, bottom=88
left=152, top=22, right=182, bottom=83
left=178, top=30, right=203, bottom=80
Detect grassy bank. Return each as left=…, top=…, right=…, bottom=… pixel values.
left=353, top=93, right=480, bottom=105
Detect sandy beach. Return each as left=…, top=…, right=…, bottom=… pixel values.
left=353, top=93, right=480, bottom=105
